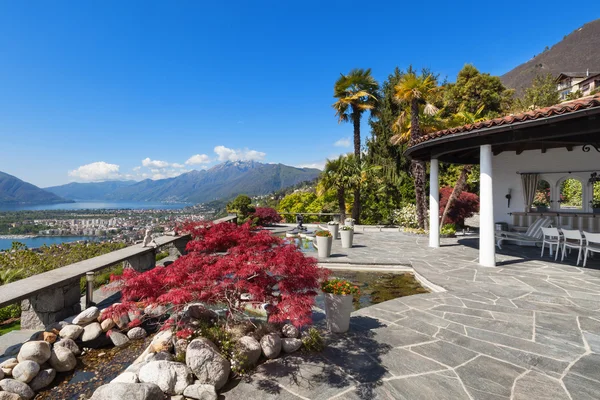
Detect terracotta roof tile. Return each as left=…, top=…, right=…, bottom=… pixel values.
left=409, top=94, right=600, bottom=147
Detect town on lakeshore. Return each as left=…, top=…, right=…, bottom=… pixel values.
left=0, top=3, right=599, bottom=400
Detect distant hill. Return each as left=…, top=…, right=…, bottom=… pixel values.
left=501, top=19, right=600, bottom=95
left=46, top=161, right=321, bottom=203
left=45, top=180, right=136, bottom=201
left=0, top=171, right=70, bottom=205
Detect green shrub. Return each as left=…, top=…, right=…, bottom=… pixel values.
left=441, top=224, right=457, bottom=236
left=392, top=204, right=420, bottom=229
left=301, top=327, right=324, bottom=352
left=155, top=251, right=169, bottom=261
left=0, top=304, right=20, bottom=322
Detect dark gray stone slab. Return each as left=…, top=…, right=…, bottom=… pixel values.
left=386, top=372, right=472, bottom=400
left=455, top=356, right=524, bottom=398
left=376, top=348, right=447, bottom=377
left=513, top=371, right=570, bottom=400
left=569, top=353, right=600, bottom=382
left=220, top=376, right=304, bottom=399
left=563, top=372, right=600, bottom=400
left=411, top=340, right=477, bottom=367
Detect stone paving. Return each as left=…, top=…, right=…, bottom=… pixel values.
left=223, top=230, right=600, bottom=399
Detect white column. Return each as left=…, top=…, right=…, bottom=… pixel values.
left=429, top=158, right=440, bottom=248
left=479, top=145, right=496, bottom=267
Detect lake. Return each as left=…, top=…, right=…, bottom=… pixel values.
left=0, top=201, right=191, bottom=212
left=0, top=235, right=101, bottom=251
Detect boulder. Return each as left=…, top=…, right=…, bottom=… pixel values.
left=111, top=372, right=139, bottom=384
left=0, top=378, right=35, bottom=400
left=185, top=338, right=230, bottom=390
left=260, top=334, right=281, bottom=359
left=138, top=361, right=193, bottom=395
left=90, top=382, right=165, bottom=400
left=0, top=391, right=23, bottom=400
left=144, top=304, right=166, bottom=318
left=183, top=383, right=217, bottom=400
left=81, top=322, right=103, bottom=342
left=49, top=346, right=77, bottom=372
left=0, top=358, right=18, bottom=376
left=46, top=321, right=69, bottom=332
left=73, top=306, right=100, bottom=325
left=54, top=338, right=81, bottom=356
left=127, top=327, right=147, bottom=340
left=185, top=304, right=218, bottom=323
left=144, top=352, right=174, bottom=363
left=101, top=319, right=116, bottom=332
left=30, top=331, right=57, bottom=344
left=29, top=367, right=56, bottom=391
left=113, top=314, right=130, bottom=330
left=128, top=309, right=143, bottom=323
left=281, top=338, right=302, bottom=353
left=282, top=324, right=299, bottom=338
left=0, top=369, right=4, bottom=380
left=107, top=330, right=130, bottom=347
left=17, top=341, right=51, bottom=364
left=59, top=325, right=84, bottom=340
left=134, top=330, right=173, bottom=365
left=236, top=336, right=261, bottom=367
left=12, top=360, right=40, bottom=383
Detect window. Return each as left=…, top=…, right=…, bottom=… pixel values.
left=559, top=178, right=583, bottom=210
left=533, top=180, right=551, bottom=210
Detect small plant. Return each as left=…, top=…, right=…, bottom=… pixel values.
left=321, top=279, right=360, bottom=296
left=532, top=199, right=548, bottom=207
left=591, top=199, right=600, bottom=209
left=440, top=224, right=457, bottom=236
left=327, top=221, right=339, bottom=225
left=315, top=230, right=332, bottom=237
left=301, top=327, right=324, bottom=352
left=392, top=204, right=421, bottom=229
left=340, top=225, right=353, bottom=231
left=345, top=218, right=355, bottom=223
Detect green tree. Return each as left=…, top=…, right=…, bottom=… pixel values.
left=516, top=73, right=559, bottom=110
left=317, top=154, right=359, bottom=221
left=226, top=194, right=255, bottom=222
left=333, top=68, right=379, bottom=224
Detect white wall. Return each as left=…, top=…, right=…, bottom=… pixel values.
left=492, top=146, right=600, bottom=224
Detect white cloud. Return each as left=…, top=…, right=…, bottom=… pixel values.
left=141, top=158, right=170, bottom=168
left=297, top=161, right=325, bottom=170
left=185, top=154, right=211, bottom=165
left=214, top=145, right=266, bottom=162
left=171, top=163, right=185, bottom=168
left=132, top=166, right=141, bottom=172
left=68, top=161, right=122, bottom=182
left=334, top=137, right=351, bottom=147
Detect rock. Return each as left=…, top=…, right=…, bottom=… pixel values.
left=185, top=304, right=218, bottom=323
left=125, top=362, right=147, bottom=375
left=113, top=314, right=130, bottom=330
left=82, top=322, right=103, bottom=342
left=281, top=338, right=302, bottom=353
left=46, top=321, right=69, bottom=332
left=0, top=358, right=18, bottom=376
left=138, top=361, right=193, bottom=395
left=0, top=378, right=35, bottom=399
left=171, top=396, right=184, bottom=400
left=183, top=383, right=218, bottom=400
left=260, top=334, right=281, bottom=359
left=107, top=330, right=130, bottom=348
left=73, top=306, right=100, bottom=325
left=127, top=327, right=147, bottom=340
left=101, top=319, right=116, bottom=332
left=30, top=331, right=58, bottom=344
left=186, top=338, right=231, bottom=390
left=12, top=360, right=40, bottom=383
left=49, top=346, right=77, bottom=372
left=0, top=369, right=4, bottom=380
left=111, top=372, right=139, bottom=383
left=29, top=367, right=56, bottom=391
left=236, top=336, right=261, bottom=367
left=54, top=338, right=81, bottom=356
left=174, top=339, right=188, bottom=358
left=281, top=324, right=299, bottom=338
left=144, top=304, right=166, bottom=318
left=2, top=344, right=22, bottom=358
left=59, top=325, right=84, bottom=340
left=17, top=341, right=51, bottom=364
left=0, top=391, right=23, bottom=400
left=144, top=352, right=174, bottom=363
left=128, top=309, right=143, bottom=323
left=90, top=382, right=165, bottom=400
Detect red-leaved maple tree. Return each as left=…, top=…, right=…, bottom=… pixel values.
left=251, top=207, right=282, bottom=226
left=108, top=222, right=326, bottom=328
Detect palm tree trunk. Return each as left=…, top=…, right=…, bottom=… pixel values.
left=440, top=165, right=472, bottom=228
left=409, top=99, right=427, bottom=230
left=337, top=188, right=346, bottom=221
left=352, top=112, right=361, bottom=224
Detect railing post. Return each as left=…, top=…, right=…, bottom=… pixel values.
left=86, top=272, right=95, bottom=308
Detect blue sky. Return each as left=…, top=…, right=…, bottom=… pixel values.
left=0, top=1, right=597, bottom=187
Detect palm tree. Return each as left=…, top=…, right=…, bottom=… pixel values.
left=318, top=154, right=358, bottom=221
left=392, top=72, right=439, bottom=229
left=333, top=68, right=379, bottom=223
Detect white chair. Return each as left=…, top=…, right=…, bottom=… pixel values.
left=561, top=229, right=584, bottom=265
left=540, top=227, right=561, bottom=260
left=583, top=231, right=600, bottom=267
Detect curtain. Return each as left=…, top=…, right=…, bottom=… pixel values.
left=521, top=173, right=539, bottom=211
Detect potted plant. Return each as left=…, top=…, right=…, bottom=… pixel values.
left=344, top=218, right=355, bottom=228
left=340, top=225, right=354, bottom=248
left=321, top=279, right=360, bottom=333
left=591, top=199, right=600, bottom=214
left=532, top=200, right=548, bottom=212
left=313, top=230, right=333, bottom=258
left=327, top=221, right=339, bottom=239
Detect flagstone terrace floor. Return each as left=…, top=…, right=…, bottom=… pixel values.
left=223, top=229, right=600, bottom=399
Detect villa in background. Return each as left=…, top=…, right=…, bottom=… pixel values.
left=556, top=70, right=600, bottom=99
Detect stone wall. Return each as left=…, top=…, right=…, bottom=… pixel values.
left=20, top=278, right=82, bottom=330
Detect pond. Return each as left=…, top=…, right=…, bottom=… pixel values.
left=315, top=269, right=429, bottom=311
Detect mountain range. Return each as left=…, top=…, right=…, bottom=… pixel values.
left=44, top=161, right=320, bottom=204
left=501, top=19, right=600, bottom=94
left=0, top=171, right=70, bottom=205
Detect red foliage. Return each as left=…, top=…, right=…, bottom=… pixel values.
left=110, top=222, right=328, bottom=328
left=439, top=186, right=480, bottom=226
left=251, top=207, right=282, bottom=226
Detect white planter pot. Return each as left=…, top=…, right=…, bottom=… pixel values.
left=340, top=230, right=354, bottom=248
left=324, top=293, right=353, bottom=333
left=314, top=235, right=332, bottom=258
left=327, top=224, right=339, bottom=239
